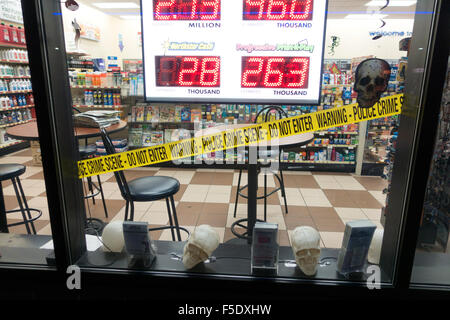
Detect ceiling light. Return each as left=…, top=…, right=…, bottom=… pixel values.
left=93, top=2, right=139, bottom=9
left=345, top=14, right=388, bottom=20
left=365, top=1, right=416, bottom=6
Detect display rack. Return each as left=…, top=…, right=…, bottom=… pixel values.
left=0, top=19, right=34, bottom=156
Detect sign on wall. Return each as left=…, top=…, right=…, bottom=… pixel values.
left=141, top=0, right=328, bottom=104
left=0, top=0, right=23, bottom=24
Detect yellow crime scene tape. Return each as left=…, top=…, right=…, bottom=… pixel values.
left=78, top=93, right=404, bottom=178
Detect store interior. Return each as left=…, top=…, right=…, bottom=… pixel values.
left=0, top=0, right=448, bottom=260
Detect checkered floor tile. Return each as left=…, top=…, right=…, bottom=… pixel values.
left=1, top=148, right=387, bottom=248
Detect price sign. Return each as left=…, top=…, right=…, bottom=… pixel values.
left=141, top=0, right=327, bottom=104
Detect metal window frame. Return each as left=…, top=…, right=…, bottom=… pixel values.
left=0, top=0, right=448, bottom=297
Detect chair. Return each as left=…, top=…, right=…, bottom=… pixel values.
left=0, top=164, right=42, bottom=234
left=100, top=128, right=183, bottom=241
left=73, top=107, right=108, bottom=218
left=234, top=106, right=289, bottom=222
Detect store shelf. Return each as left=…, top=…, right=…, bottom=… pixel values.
left=0, top=90, right=32, bottom=94
left=0, top=59, right=28, bottom=64
left=73, top=104, right=124, bottom=109
left=302, top=144, right=358, bottom=148
left=315, top=131, right=358, bottom=135
left=71, top=85, right=121, bottom=89
left=0, top=119, right=33, bottom=128
left=0, top=75, right=30, bottom=79
left=0, top=43, right=27, bottom=49
left=67, top=51, right=89, bottom=57
left=282, top=160, right=356, bottom=164
left=0, top=104, right=34, bottom=111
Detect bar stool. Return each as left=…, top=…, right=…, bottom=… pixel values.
left=234, top=106, right=289, bottom=222
left=0, top=163, right=42, bottom=234
left=74, top=106, right=108, bottom=218
left=79, top=144, right=108, bottom=218
left=100, top=128, right=187, bottom=241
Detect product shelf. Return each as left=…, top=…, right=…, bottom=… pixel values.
left=73, top=104, right=124, bottom=109
left=0, top=139, right=23, bottom=149
left=71, top=85, right=121, bottom=90
left=0, top=119, right=33, bottom=128
left=0, top=59, right=28, bottom=64
left=0, top=43, right=27, bottom=49
left=315, top=131, right=358, bottom=135
left=0, top=104, right=34, bottom=111
left=0, top=90, right=32, bottom=94
left=282, top=160, right=356, bottom=164
left=0, top=75, right=30, bottom=79
left=302, top=144, right=358, bottom=148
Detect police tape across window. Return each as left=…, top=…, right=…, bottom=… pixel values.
left=77, top=93, right=403, bottom=178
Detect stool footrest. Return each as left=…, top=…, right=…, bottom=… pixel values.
left=5, top=208, right=42, bottom=227
left=231, top=218, right=265, bottom=240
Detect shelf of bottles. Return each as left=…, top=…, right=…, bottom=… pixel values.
left=0, top=22, right=35, bottom=152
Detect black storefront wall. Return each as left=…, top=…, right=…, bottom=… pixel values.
left=0, top=0, right=448, bottom=299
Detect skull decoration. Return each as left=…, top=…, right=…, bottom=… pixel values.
left=182, top=224, right=220, bottom=269
left=290, top=226, right=321, bottom=276
left=101, top=221, right=125, bottom=253
left=368, top=229, right=384, bottom=264
left=354, top=58, right=391, bottom=108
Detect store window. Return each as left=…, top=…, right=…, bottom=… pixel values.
left=0, top=0, right=55, bottom=266
left=37, top=0, right=444, bottom=286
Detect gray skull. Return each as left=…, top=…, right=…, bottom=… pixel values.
left=354, top=58, right=391, bottom=108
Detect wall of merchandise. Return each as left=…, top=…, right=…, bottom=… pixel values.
left=0, top=16, right=35, bottom=155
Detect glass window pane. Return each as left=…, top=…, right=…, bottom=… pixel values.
left=0, top=0, right=54, bottom=267
left=56, top=0, right=436, bottom=286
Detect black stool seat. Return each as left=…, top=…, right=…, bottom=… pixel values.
left=128, top=176, right=180, bottom=201
left=79, top=145, right=97, bottom=159
left=0, top=163, right=25, bottom=181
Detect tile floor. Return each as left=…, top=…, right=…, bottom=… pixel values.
left=1, top=148, right=387, bottom=248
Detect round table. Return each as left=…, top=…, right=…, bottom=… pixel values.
left=195, top=123, right=314, bottom=243
left=6, top=119, right=128, bottom=141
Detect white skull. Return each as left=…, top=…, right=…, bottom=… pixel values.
left=182, top=225, right=220, bottom=269
left=354, top=58, right=391, bottom=108
left=368, top=229, right=384, bottom=264
left=101, top=221, right=124, bottom=253
left=290, top=226, right=321, bottom=276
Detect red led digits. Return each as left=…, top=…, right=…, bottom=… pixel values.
left=243, top=0, right=313, bottom=20
left=199, top=57, right=220, bottom=86
left=156, top=56, right=221, bottom=87
left=179, top=57, right=199, bottom=86
left=263, top=58, right=284, bottom=86
left=241, top=56, right=310, bottom=89
left=242, top=57, right=264, bottom=87
left=153, top=0, right=220, bottom=20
